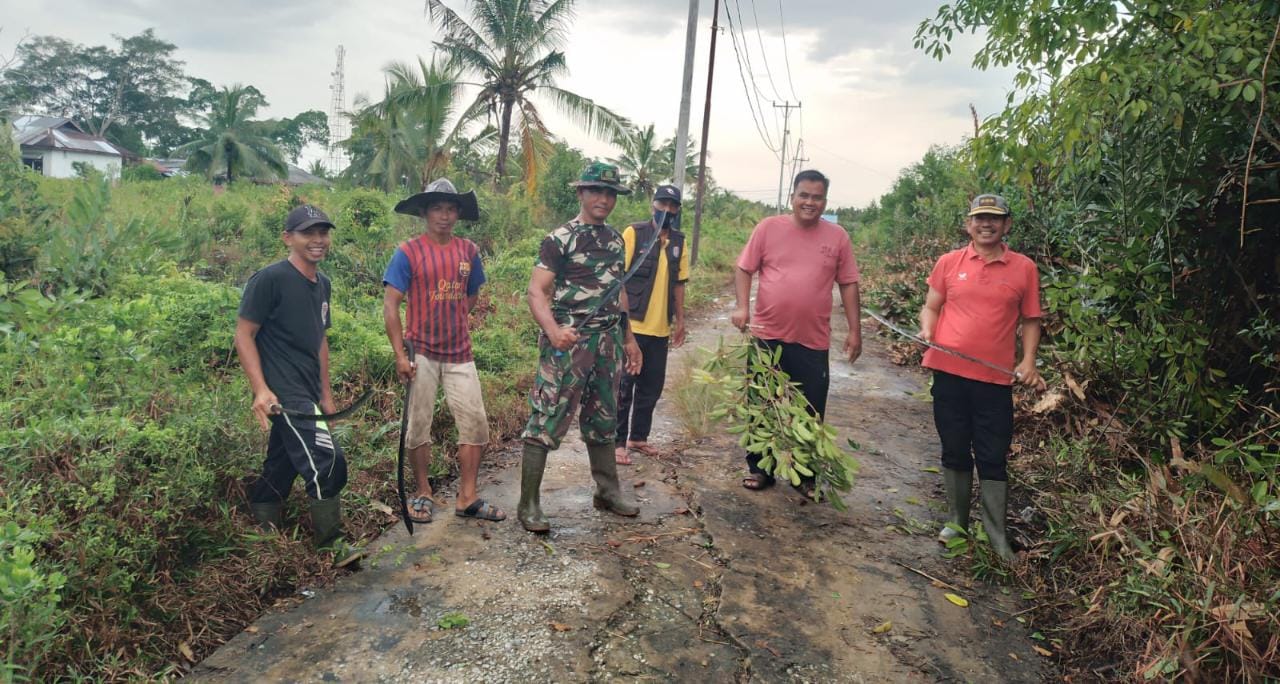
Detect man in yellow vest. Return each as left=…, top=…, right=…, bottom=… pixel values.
left=615, top=184, right=690, bottom=464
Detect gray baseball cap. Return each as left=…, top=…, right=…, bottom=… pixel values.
left=967, top=194, right=1010, bottom=216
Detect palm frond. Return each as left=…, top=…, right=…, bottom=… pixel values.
left=541, top=86, right=631, bottom=143
left=425, top=0, right=491, bottom=53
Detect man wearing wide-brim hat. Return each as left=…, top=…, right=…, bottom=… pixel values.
left=517, top=161, right=643, bottom=533
left=918, top=193, right=1047, bottom=562
left=383, top=178, right=506, bottom=524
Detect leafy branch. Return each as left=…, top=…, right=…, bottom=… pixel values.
left=693, top=338, right=859, bottom=510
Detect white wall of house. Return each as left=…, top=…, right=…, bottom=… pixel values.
left=42, top=150, right=121, bottom=179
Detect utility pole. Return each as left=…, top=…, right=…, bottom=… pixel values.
left=673, top=0, right=699, bottom=193
left=773, top=101, right=800, bottom=213
left=788, top=138, right=808, bottom=189
left=691, top=0, right=720, bottom=266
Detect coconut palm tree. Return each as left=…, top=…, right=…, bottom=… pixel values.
left=425, top=0, right=630, bottom=189
left=659, top=135, right=703, bottom=187
left=609, top=123, right=667, bottom=199
left=173, top=84, right=287, bottom=183
left=343, top=58, right=464, bottom=192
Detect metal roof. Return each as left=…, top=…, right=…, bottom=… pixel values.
left=11, top=115, right=127, bottom=157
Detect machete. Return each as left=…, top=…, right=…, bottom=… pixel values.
left=865, top=308, right=1019, bottom=379
left=396, top=339, right=415, bottom=535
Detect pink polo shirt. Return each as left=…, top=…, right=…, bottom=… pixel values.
left=922, top=243, right=1042, bottom=385
left=737, top=215, right=860, bottom=351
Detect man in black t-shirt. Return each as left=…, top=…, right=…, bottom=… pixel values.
left=234, top=204, right=357, bottom=563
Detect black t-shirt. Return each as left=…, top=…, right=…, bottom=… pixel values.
left=238, top=260, right=332, bottom=404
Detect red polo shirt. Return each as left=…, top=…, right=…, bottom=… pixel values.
left=922, top=243, right=1042, bottom=385
left=736, top=215, right=860, bottom=351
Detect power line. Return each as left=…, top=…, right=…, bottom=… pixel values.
left=723, top=0, right=780, bottom=156
left=805, top=142, right=895, bottom=179
left=746, top=0, right=784, bottom=101
left=726, top=0, right=773, bottom=106
left=777, top=0, right=799, bottom=102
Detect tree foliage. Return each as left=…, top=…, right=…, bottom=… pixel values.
left=172, top=84, right=287, bottom=183
left=0, top=30, right=187, bottom=150
left=905, top=1, right=1280, bottom=678
left=424, top=0, right=630, bottom=189
left=342, top=58, right=464, bottom=192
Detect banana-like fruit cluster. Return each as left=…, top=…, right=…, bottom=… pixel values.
left=696, top=338, right=860, bottom=509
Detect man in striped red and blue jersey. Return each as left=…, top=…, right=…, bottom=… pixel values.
left=383, top=178, right=506, bottom=524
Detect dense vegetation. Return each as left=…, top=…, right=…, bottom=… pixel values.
left=846, top=1, right=1279, bottom=680
left=0, top=130, right=758, bottom=678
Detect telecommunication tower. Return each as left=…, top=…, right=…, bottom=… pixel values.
left=325, top=45, right=350, bottom=175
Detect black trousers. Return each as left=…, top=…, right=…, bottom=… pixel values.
left=250, top=400, right=348, bottom=503
left=930, top=370, right=1013, bottom=481
left=745, top=338, right=829, bottom=481
left=616, top=333, right=670, bottom=444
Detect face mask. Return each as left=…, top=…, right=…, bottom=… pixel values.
left=655, top=209, right=681, bottom=231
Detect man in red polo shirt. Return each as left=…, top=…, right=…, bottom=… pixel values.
left=919, top=193, right=1045, bottom=561
left=731, top=169, right=862, bottom=496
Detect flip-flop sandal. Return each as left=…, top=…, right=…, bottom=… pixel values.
left=408, top=496, right=434, bottom=523
left=627, top=442, right=661, bottom=457
left=741, top=473, right=775, bottom=490
left=615, top=446, right=633, bottom=465
left=793, top=480, right=818, bottom=501
left=456, top=499, right=507, bottom=522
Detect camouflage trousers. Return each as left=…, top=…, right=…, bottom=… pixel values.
left=522, top=325, right=622, bottom=449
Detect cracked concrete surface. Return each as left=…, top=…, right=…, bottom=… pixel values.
left=193, top=297, right=1050, bottom=683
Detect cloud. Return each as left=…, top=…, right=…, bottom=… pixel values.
left=0, top=0, right=1017, bottom=206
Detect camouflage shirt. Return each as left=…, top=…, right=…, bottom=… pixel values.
left=536, top=218, right=625, bottom=332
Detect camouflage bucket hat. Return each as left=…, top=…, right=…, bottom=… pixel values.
left=568, top=161, right=632, bottom=195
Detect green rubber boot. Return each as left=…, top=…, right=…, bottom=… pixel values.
left=518, top=443, right=551, bottom=532
left=249, top=501, right=284, bottom=533
left=938, top=468, right=972, bottom=543
left=587, top=443, right=639, bottom=517
left=979, top=480, right=1016, bottom=561
left=309, top=497, right=363, bottom=568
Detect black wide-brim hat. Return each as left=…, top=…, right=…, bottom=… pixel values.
left=394, top=178, right=481, bottom=221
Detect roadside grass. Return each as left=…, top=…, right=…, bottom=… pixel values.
left=668, top=346, right=720, bottom=440
left=0, top=163, right=768, bottom=679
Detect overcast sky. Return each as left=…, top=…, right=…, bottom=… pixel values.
left=0, top=0, right=1012, bottom=208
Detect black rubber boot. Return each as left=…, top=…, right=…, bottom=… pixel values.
left=518, top=443, right=551, bottom=532
left=938, top=468, right=972, bottom=543
left=309, top=497, right=363, bottom=568
left=587, top=443, right=639, bottom=517
left=979, top=480, right=1016, bottom=561
left=249, top=501, right=284, bottom=533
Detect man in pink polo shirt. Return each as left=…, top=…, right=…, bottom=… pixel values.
left=919, top=193, right=1046, bottom=561
left=731, top=169, right=862, bottom=495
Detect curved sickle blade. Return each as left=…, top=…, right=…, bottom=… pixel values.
left=397, top=341, right=415, bottom=535
left=273, top=390, right=374, bottom=421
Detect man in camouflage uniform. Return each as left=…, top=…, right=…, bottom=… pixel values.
left=518, top=161, right=644, bottom=532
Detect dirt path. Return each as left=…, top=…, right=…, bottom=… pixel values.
left=194, top=297, right=1049, bottom=683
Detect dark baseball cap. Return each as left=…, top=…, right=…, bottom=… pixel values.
left=653, top=184, right=682, bottom=204
left=967, top=194, right=1010, bottom=217
left=285, top=204, right=335, bottom=232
